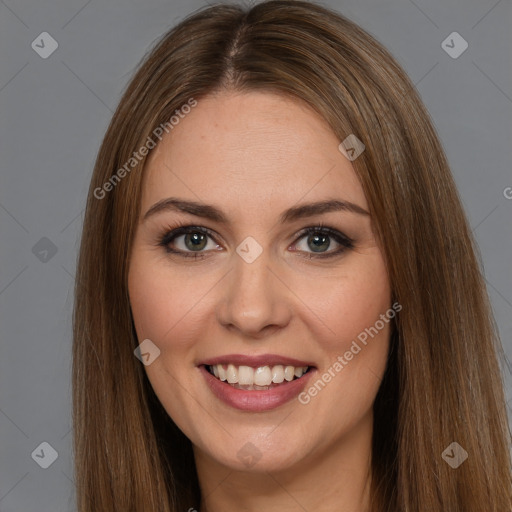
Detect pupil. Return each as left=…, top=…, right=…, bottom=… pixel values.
left=308, top=233, right=330, bottom=252
left=185, top=232, right=207, bottom=251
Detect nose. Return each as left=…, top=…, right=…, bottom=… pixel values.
left=215, top=250, right=292, bottom=338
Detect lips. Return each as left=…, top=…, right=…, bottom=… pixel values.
left=199, top=353, right=315, bottom=368
left=197, top=353, right=317, bottom=411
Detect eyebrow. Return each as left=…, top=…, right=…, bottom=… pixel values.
left=142, top=197, right=369, bottom=224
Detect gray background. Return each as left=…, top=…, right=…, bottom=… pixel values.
left=1, top=0, right=511, bottom=510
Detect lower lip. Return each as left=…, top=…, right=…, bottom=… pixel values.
left=199, top=365, right=316, bottom=412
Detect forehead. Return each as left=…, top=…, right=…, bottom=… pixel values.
left=141, top=91, right=367, bottom=214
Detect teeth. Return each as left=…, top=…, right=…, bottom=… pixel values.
left=254, top=366, right=272, bottom=386
left=226, top=364, right=237, bottom=384
left=208, top=363, right=309, bottom=386
left=217, top=365, right=227, bottom=381
left=272, top=365, right=285, bottom=383
left=238, top=366, right=254, bottom=385
left=284, top=365, right=295, bottom=381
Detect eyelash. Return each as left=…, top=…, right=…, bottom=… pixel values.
left=157, top=222, right=355, bottom=260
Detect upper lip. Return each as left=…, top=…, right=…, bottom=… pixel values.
left=199, top=353, right=316, bottom=368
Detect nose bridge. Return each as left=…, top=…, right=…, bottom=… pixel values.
left=215, top=246, right=291, bottom=336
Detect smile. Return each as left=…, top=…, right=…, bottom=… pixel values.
left=199, top=356, right=316, bottom=411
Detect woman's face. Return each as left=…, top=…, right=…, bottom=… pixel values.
left=128, top=90, right=392, bottom=473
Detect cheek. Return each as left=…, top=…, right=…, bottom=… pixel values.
left=128, top=255, right=210, bottom=419
left=328, top=275, right=390, bottom=346
left=128, top=253, right=216, bottom=350
left=291, top=254, right=392, bottom=412
left=292, top=252, right=391, bottom=349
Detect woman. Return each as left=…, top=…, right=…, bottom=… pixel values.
left=72, top=1, right=512, bottom=510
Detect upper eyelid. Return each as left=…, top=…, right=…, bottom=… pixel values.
left=160, top=225, right=219, bottom=245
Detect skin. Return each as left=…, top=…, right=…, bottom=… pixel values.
left=128, top=90, right=392, bottom=512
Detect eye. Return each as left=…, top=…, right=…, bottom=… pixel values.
left=158, top=224, right=354, bottom=260
left=159, top=226, right=221, bottom=258
left=291, top=226, right=354, bottom=258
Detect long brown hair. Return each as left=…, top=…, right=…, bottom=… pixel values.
left=72, top=1, right=512, bottom=510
